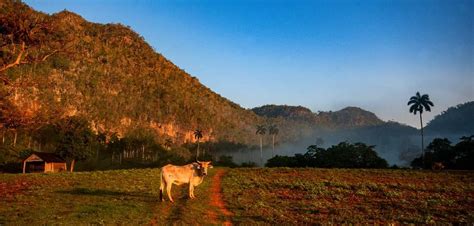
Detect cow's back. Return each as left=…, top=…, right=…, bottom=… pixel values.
left=161, top=164, right=194, bottom=184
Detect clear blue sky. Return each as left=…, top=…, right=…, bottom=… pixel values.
left=25, top=0, right=473, bottom=127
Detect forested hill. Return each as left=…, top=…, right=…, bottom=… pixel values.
left=0, top=1, right=261, bottom=144
left=316, top=107, right=384, bottom=128
left=252, top=105, right=384, bottom=129
left=425, top=101, right=474, bottom=135
left=252, top=105, right=316, bottom=122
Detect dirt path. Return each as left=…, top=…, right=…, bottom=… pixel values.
left=149, top=202, right=172, bottom=226
left=208, top=169, right=233, bottom=226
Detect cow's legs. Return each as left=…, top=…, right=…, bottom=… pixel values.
left=189, top=184, right=195, bottom=199
left=159, top=172, right=165, bottom=202
left=166, top=182, right=174, bottom=202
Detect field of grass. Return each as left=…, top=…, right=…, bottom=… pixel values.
left=222, top=168, right=474, bottom=224
left=1, top=167, right=473, bottom=224
left=0, top=168, right=228, bottom=225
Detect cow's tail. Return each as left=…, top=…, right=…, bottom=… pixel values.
left=159, top=170, right=164, bottom=202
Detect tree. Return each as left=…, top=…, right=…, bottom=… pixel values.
left=426, top=138, right=455, bottom=168
left=408, top=91, right=434, bottom=164
left=55, top=117, right=95, bottom=172
left=411, top=136, right=474, bottom=170
left=0, top=2, right=63, bottom=81
left=193, top=129, right=203, bottom=160
left=268, top=125, right=279, bottom=156
left=107, top=133, right=125, bottom=164
left=454, top=135, right=474, bottom=170
left=256, top=125, right=266, bottom=166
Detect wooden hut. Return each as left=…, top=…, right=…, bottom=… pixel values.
left=23, top=152, right=67, bottom=173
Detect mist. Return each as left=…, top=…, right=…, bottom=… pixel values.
left=214, top=126, right=471, bottom=167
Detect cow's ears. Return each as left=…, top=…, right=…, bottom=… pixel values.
left=209, top=165, right=213, bottom=168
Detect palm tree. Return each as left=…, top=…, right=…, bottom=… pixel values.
left=408, top=91, right=434, bottom=164
left=256, top=125, right=266, bottom=166
left=194, top=129, right=203, bottom=160
left=268, top=125, right=279, bottom=156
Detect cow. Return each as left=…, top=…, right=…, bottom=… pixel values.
left=159, top=161, right=213, bottom=202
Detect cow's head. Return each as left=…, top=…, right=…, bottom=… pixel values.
left=196, top=161, right=213, bottom=176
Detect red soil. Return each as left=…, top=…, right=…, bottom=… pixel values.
left=208, top=169, right=233, bottom=226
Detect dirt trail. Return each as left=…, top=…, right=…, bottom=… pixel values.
left=208, top=169, right=233, bottom=226
left=149, top=199, right=172, bottom=225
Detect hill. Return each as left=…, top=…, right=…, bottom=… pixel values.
left=425, top=101, right=474, bottom=135
left=0, top=1, right=262, bottom=145
left=315, top=106, right=384, bottom=128
left=252, top=105, right=384, bottom=129
left=252, top=105, right=316, bottom=122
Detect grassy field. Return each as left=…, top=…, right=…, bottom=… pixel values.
left=1, top=168, right=473, bottom=224
left=0, top=168, right=227, bottom=225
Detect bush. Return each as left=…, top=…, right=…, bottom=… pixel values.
left=215, top=155, right=238, bottom=168
left=240, top=161, right=257, bottom=167
left=266, top=155, right=298, bottom=167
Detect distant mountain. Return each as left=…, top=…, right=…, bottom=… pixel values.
left=425, top=101, right=474, bottom=135
left=252, top=105, right=383, bottom=129
left=252, top=105, right=316, bottom=122
left=316, top=107, right=384, bottom=128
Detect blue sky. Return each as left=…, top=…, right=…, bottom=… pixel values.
left=25, top=0, right=473, bottom=127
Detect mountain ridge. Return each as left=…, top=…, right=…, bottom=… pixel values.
left=252, top=105, right=384, bottom=129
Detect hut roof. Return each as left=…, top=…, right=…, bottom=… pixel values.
left=26, top=152, right=65, bottom=163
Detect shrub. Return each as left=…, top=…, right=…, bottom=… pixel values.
left=215, top=155, right=238, bottom=168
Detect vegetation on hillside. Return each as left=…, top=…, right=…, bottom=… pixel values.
left=425, top=101, right=474, bottom=134
left=0, top=0, right=262, bottom=148
left=252, top=105, right=384, bottom=128
left=252, top=105, right=316, bottom=122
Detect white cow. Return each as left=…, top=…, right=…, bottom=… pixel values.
left=160, top=161, right=213, bottom=202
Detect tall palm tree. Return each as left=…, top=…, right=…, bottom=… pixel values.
left=269, top=125, right=279, bottom=156
left=256, top=125, right=266, bottom=166
left=194, top=129, right=203, bottom=160
left=408, top=92, right=434, bottom=164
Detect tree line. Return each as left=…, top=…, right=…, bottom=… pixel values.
left=266, top=141, right=388, bottom=168
left=1, top=116, right=190, bottom=172
left=411, top=136, right=474, bottom=170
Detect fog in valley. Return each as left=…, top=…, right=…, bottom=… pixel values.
left=215, top=128, right=470, bottom=167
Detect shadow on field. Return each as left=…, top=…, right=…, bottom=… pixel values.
left=56, top=188, right=157, bottom=200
